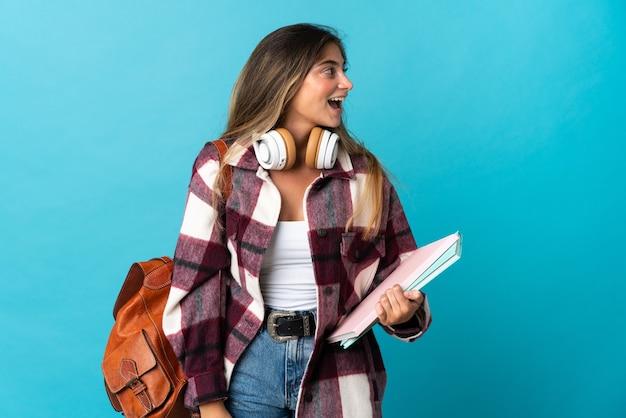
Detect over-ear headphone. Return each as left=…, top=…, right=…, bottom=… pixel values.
left=253, top=127, right=339, bottom=170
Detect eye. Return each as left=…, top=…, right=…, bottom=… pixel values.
left=322, top=66, right=349, bottom=78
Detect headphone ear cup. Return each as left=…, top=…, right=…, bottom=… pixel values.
left=253, top=128, right=296, bottom=170
left=306, top=127, right=339, bottom=169
left=274, top=128, right=297, bottom=170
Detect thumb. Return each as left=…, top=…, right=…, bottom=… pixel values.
left=404, top=289, right=423, bottom=303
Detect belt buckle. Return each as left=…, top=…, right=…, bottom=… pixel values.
left=267, top=310, right=298, bottom=343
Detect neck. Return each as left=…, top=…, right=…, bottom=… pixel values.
left=278, top=123, right=314, bottom=167
left=281, top=119, right=313, bottom=143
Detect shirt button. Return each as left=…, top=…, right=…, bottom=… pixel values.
left=304, top=393, right=313, bottom=402
left=316, top=228, right=327, bottom=237
left=324, top=286, right=333, bottom=295
left=354, top=249, right=360, bottom=260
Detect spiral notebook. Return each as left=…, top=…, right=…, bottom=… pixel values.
left=327, top=231, right=462, bottom=349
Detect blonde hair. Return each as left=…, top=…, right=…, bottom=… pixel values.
left=215, top=24, right=384, bottom=240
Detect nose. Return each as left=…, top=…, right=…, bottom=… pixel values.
left=339, top=73, right=353, bottom=91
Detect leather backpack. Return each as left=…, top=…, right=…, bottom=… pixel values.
left=102, top=140, right=230, bottom=417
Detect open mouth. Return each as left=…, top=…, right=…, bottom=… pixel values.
left=328, top=97, right=344, bottom=110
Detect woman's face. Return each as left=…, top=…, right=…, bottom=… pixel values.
left=283, top=42, right=353, bottom=134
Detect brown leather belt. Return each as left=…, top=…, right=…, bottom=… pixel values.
left=264, top=310, right=316, bottom=343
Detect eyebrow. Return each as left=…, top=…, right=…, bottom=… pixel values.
left=315, top=59, right=345, bottom=68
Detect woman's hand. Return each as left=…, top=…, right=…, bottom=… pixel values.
left=199, top=400, right=232, bottom=418
left=375, top=285, right=423, bottom=327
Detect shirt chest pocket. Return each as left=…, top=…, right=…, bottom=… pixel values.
left=225, top=209, right=273, bottom=277
left=340, top=233, right=386, bottom=300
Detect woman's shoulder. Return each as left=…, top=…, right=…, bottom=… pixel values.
left=192, top=138, right=236, bottom=166
left=346, top=148, right=390, bottom=178
left=339, top=146, right=371, bottom=174
left=196, top=139, right=222, bottom=158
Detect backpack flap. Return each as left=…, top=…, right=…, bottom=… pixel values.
left=102, top=330, right=171, bottom=417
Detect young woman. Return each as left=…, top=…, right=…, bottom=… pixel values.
left=163, top=23, right=431, bottom=418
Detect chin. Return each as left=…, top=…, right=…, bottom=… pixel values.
left=320, top=120, right=342, bottom=129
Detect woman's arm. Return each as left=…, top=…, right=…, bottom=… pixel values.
left=163, top=142, right=232, bottom=408
left=373, top=180, right=432, bottom=340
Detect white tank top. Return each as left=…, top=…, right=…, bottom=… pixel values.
left=260, top=221, right=317, bottom=311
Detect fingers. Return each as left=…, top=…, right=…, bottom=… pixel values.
left=376, top=285, right=421, bottom=326
left=382, top=285, right=405, bottom=311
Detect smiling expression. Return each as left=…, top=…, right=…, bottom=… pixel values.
left=283, top=42, right=353, bottom=136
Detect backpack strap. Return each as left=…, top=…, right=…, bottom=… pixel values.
left=212, top=139, right=232, bottom=200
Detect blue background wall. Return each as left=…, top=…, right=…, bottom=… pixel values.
left=1, top=1, right=624, bottom=417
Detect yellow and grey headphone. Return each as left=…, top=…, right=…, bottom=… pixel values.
left=253, top=127, right=339, bottom=170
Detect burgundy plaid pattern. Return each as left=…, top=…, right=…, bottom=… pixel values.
left=163, top=141, right=431, bottom=417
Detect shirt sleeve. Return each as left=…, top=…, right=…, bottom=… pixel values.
left=382, top=294, right=432, bottom=341
left=370, top=179, right=433, bottom=342
left=162, top=143, right=231, bottom=409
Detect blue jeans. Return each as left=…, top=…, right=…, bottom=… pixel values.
left=225, top=314, right=315, bottom=418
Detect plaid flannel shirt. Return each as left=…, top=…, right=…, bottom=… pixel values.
left=163, top=140, right=431, bottom=417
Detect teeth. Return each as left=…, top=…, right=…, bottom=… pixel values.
left=329, top=97, right=345, bottom=102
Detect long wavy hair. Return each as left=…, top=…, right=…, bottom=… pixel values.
left=215, top=23, right=383, bottom=240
